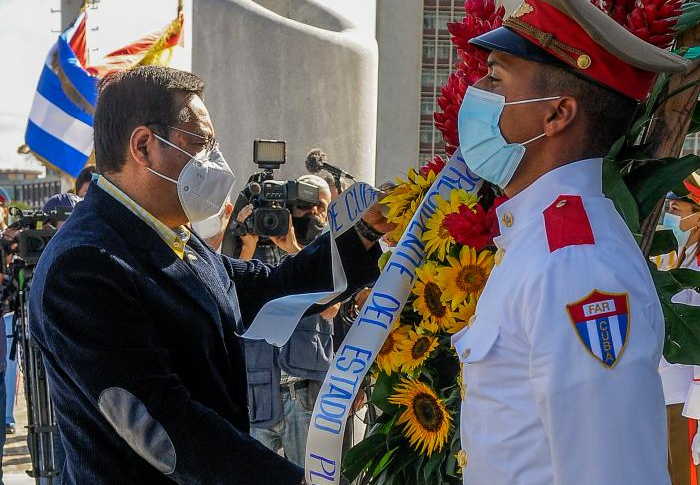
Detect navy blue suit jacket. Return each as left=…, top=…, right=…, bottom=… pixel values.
left=28, top=184, right=380, bottom=485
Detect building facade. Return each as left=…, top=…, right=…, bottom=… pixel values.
left=418, top=0, right=465, bottom=163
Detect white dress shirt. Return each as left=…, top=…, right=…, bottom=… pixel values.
left=452, top=159, right=668, bottom=485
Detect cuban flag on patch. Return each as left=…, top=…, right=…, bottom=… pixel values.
left=566, top=290, right=630, bottom=368
left=25, top=10, right=97, bottom=178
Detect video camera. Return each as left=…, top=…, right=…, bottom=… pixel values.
left=1, top=206, right=72, bottom=269
left=233, top=140, right=320, bottom=237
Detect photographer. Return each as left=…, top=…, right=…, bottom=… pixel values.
left=240, top=175, right=339, bottom=467
left=74, top=166, right=97, bottom=198
left=27, top=66, right=391, bottom=485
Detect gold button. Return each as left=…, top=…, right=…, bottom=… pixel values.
left=577, top=54, right=592, bottom=70
left=494, top=247, right=505, bottom=266
left=186, top=252, right=198, bottom=262
left=501, top=212, right=514, bottom=228
left=173, top=241, right=182, bottom=248
left=555, top=199, right=567, bottom=208
left=456, top=449, right=468, bottom=469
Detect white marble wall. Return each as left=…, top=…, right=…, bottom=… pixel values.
left=193, top=0, right=379, bottom=190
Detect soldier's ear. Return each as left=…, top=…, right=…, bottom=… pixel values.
left=544, top=96, right=578, bottom=137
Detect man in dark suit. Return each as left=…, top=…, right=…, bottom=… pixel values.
left=28, top=66, right=389, bottom=485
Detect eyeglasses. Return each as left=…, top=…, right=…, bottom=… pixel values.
left=146, top=123, right=217, bottom=152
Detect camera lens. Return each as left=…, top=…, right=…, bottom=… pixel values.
left=262, top=213, right=279, bottom=231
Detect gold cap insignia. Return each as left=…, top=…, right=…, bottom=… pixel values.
left=512, top=1, right=534, bottom=18
left=577, top=54, right=592, bottom=70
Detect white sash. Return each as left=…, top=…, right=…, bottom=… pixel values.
left=304, top=154, right=481, bottom=484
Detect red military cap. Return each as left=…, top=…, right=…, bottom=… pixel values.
left=684, top=172, right=700, bottom=205
left=471, top=0, right=689, bottom=100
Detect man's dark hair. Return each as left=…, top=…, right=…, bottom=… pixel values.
left=534, top=64, right=639, bottom=157
left=75, top=165, right=96, bottom=193
left=93, top=66, right=205, bottom=174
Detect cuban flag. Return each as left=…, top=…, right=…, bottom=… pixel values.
left=25, top=10, right=97, bottom=178
left=566, top=290, right=630, bottom=368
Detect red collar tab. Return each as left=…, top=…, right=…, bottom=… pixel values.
left=543, top=195, right=595, bottom=253
left=504, top=0, right=656, bottom=101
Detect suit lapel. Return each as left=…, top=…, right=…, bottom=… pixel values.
left=147, top=245, right=225, bottom=339
left=89, top=185, right=225, bottom=338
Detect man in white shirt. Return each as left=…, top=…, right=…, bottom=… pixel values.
left=452, top=1, right=688, bottom=483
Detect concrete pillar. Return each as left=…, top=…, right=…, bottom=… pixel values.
left=61, top=0, right=83, bottom=30
left=193, top=0, right=378, bottom=191
left=499, top=0, right=521, bottom=16
left=375, top=0, right=423, bottom=186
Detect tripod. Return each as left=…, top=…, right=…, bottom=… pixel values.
left=10, top=264, right=58, bottom=484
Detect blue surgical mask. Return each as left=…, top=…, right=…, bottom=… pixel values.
left=663, top=212, right=691, bottom=249
left=458, top=86, right=560, bottom=189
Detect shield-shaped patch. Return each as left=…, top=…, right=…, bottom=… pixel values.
left=566, top=290, right=630, bottom=368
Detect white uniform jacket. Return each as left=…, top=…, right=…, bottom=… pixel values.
left=452, top=158, right=668, bottom=485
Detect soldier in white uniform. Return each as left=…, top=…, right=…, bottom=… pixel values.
left=451, top=0, right=689, bottom=484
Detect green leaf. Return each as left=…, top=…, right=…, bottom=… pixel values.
left=383, top=450, right=418, bottom=485
left=624, top=155, right=700, bottom=221
left=602, top=159, right=640, bottom=233
left=422, top=451, right=445, bottom=483
left=370, top=372, right=401, bottom=414
left=676, top=2, right=700, bottom=33
left=650, top=266, right=700, bottom=364
left=649, top=229, right=678, bottom=257
left=372, top=447, right=399, bottom=478
left=669, top=268, right=700, bottom=292
left=344, top=433, right=388, bottom=482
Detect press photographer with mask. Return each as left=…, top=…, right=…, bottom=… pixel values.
left=28, top=66, right=389, bottom=485
left=238, top=175, right=339, bottom=466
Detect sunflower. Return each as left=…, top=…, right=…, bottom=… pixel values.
left=443, top=297, right=477, bottom=334
left=386, top=198, right=419, bottom=244
left=439, top=246, right=494, bottom=309
left=388, top=378, right=452, bottom=456
left=413, top=262, right=459, bottom=331
left=422, top=189, right=478, bottom=261
left=395, top=328, right=439, bottom=373
left=375, top=324, right=409, bottom=375
left=383, top=170, right=436, bottom=224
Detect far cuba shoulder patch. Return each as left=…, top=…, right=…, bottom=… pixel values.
left=566, top=290, right=630, bottom=368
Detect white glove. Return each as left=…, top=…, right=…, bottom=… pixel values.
left=692, top=426, right=700, bottom=466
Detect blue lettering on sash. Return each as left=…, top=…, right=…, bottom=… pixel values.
left=399, top=232, right=425, bottom=260
left=418, top=203, right=436, bottom=229
left=328, top=202, right=343, bottom=233
left=344, top=188, right=359, bottom=221
left=308, top=454, right=336, bottom=483
left=358, top=292, right=401, bottom=329
left=436, top=165, right=479, bottom=193
left=386, top=260, right=415, bottom=283
left=408, top=219, right=426, bottom=234
left=335, top=345, right=373, bottom=374
left=314, top=346, right=372, bottom=435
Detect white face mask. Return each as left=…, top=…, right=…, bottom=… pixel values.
left=149, top=129, right=235, bottom=224
left=191, top=204, right=227, bottom=241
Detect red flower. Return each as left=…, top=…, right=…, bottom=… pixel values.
left=434, top=71, right=470, bottom=155
left=420, top=155, right=447, bottom=177
left=449, top=0, right=505, bottom=81
left=593, top=0, right=682, bottom=48
left=443, top=196, right=508, bottom=250
left=434, top=0, right=505, bottom=153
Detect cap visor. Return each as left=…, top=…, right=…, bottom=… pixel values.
left=470, top=27, right=565, bottom=66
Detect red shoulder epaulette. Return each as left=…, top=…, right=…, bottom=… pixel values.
left=543, top=195, right=595, bottom=253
